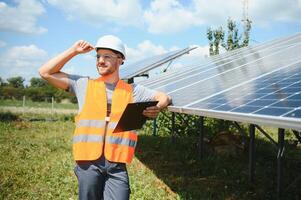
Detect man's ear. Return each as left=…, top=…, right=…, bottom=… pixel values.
left=119, top=58, right=124, bottom=65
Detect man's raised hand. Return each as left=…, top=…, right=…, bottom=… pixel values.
left=72, top=40, right=94, bottom=54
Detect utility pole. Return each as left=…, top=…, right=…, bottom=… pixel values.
left=242, top=0, right=249, bottom=25
left=242, top=0, right=252, bottom=46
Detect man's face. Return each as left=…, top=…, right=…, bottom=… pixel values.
left=96, top=49, right=123, bottom=76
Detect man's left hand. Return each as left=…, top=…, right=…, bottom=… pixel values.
left=143, top=106, right=161, bottom=119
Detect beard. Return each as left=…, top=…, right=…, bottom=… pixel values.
left=97, top=64, right=117, bottom=76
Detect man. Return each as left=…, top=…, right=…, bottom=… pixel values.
left=39, top=35, right=171, bottom=200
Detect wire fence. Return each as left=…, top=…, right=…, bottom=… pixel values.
left=0, top=96, right=78, bottom=114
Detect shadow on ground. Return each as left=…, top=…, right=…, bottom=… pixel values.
left=135, top=134, right=301, bottom=200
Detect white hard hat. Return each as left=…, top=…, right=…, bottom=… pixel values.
left=95, top=35, right=126, bottom=59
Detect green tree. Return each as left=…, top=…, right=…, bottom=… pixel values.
left=1, top=75, right=77, bottom=103
left=7, top=76, right=25, bottom=88
left=207, top=26, right=224, bottom=56
left=207, top=18, right=252, bottom=56
left=242, top=19, right=252, bottom=47
left=26, top=87, right=45, bottom=102
left=29, top=77, right=47, bottom=87
left=1, top=86, right=25, bottom=100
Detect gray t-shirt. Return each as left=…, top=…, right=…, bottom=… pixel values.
left=67, top=74, right=157, bottom=115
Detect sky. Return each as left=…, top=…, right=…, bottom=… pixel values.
left=0, top=0, right=301, bottom=83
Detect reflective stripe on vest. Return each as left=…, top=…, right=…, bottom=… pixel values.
left=76, top=119, right=106, bottom=128
left=107, top=122, right=118, bottom=130
left=73, top=134, right=104, bottom=144
left=106, top=136, right=137, bottom=148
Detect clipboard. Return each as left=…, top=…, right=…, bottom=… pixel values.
left=113, top=101, right=158, bottom=133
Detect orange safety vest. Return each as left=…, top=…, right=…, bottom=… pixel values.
left=72, top=77, right=137, bottom=164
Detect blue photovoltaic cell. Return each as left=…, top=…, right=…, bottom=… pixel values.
left=253, top=107, right=293, bottom=116
left=261, top=93, right=293, bottom=100
left=246, top=100, right=278, bottom=107
left=231, top=106, right=262, bottom=113
left=288, top=93, right=301, bottom=100
left=272, top=100, right=301, bottom=108
left=284, top=109, right=301, bottom=118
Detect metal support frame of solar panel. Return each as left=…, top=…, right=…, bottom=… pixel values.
left=120, top=47, right=196, bottom=80
left=140, top=33, right=301, bottom=131
left=141, top=33, right=301, bottom=88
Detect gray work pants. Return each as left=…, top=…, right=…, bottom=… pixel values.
left=74, top=156, right=130, bottom=200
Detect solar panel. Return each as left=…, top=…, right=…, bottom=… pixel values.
left=138, top=33, right=288, bottom=87
left=120, top=47, right=195, bottom=80
left=139, top=34, right=293, bottom=86
left=170, top=43, right=300, bottom=106
left=143, top=33, right=301, bottom=89
left=139, top=33, right=301, bottom=130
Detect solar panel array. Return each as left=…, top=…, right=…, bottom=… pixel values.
left=140, top=33, right=301, bottom=131
left=120, top=47, right=195, bottom=80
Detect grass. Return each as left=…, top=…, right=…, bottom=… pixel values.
left=0, top=119, right=76, bottom=199
left=0, top=110, right=300, bottom=199
left=0, top=111, right=179, bottom=200
left=135, top=134, right=301, bottom=199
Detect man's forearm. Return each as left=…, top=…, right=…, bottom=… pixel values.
left=38, top=40, right=94, bottom=90
left=39, top=47, right=77, bottom=77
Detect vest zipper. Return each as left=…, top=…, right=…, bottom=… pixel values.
left=102, top=117, right=110, bottom=158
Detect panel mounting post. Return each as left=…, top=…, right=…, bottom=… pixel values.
left=153, top=119, right=157, bottom=136
left=249, top=124, right=255, bottom=183
left=198, top=116, right=204, bottom=159
left=277, top=128, right=285, bottom=200
left=171, top=112, right=175, bottom=142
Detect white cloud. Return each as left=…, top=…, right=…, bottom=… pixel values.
left=43, top=0, right=301, bottom=34
left=0, top=45, right=48, bottom=80
left=187, top=45, right=209, bottom=59
left=0, top=0, right=47, bottom=34
left=249, top=0, right=301, bottom=26
left=126, top=40, right=167, bottom=62
left=47, top=0, right=143, bottom=27
left=143, top=0, right=239, bottom=34
left=125, top=40, right=209, bottom=68
left=0, top=40, right=6, bottom=48
left=144, top=0, right=202, bottom=34
left=143, top=0, right=301, bottom=34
